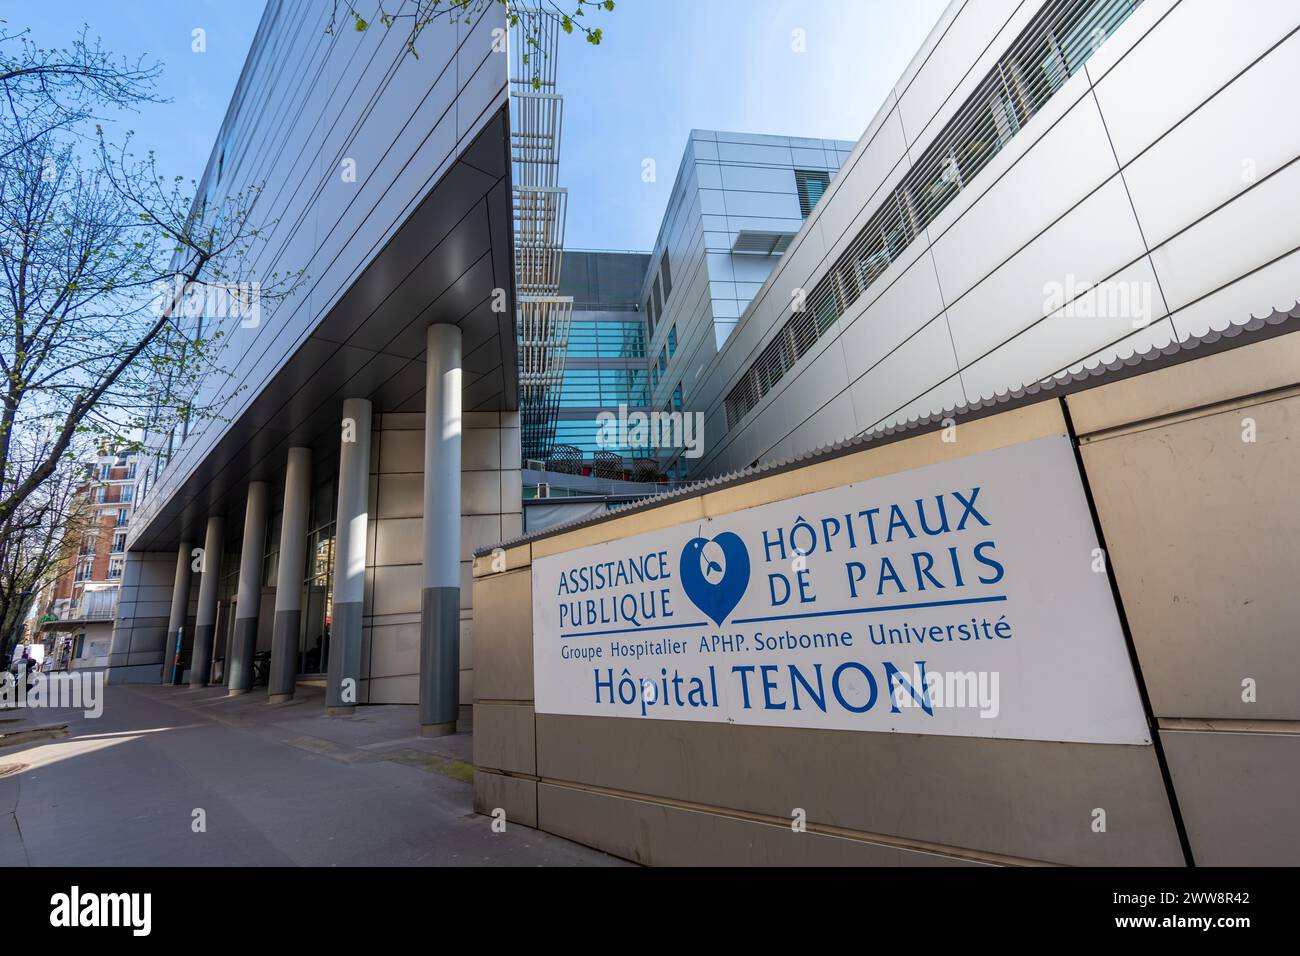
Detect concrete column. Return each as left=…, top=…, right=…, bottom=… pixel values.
left=269, top=447, right=311, bottom=703
left=420, top=324, right=462, bottom=735
left=227, top=481, right=269, bottom=695
left=164, top=543, right=194, bottom=685
left=191, top=516, right=224, bottom=686
left=326, top=399, right=371, bottom=715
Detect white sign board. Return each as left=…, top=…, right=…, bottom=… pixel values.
left=531, top=435, right=1150, bottom=744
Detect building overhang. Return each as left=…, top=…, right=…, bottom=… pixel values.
left=130, top=106, right=516, bottom=552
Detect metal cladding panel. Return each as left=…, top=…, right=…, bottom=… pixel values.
left=695, top=1, right=1299, bottom=489
left=894, top=0, right=1025, bottom=153
left=132, top=3, right=512, bottom=552
left=1089, top=0, right=1300, bottom=166
left=1119, top=28, right=1300, bottom=250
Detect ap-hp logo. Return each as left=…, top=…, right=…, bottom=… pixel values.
left=679, top=532, right=751, bottom=626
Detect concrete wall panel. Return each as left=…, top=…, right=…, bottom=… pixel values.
left=474, top=771, right=537, bottom=829
left=472, top=702, right=536, bottom=776
left=1160, top=727, right=1300, bottom=865
left=537, top=783, right=992, bottom=867
left=471, top=568, right=534, bottom=703
left=535, top=715, right=1181, bottom=866
left=1078, top=392, right=1300, bottom=720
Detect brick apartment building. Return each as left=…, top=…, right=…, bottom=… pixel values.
left=36, top=449, right=140, bottom=670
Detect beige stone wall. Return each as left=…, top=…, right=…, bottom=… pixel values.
left=1068, top=332, right=1300, bottom=865
left=362, top=411, right=522, bottom=716
left=472, top=401, right=1182, bottom=865
left=473, top=330, right=1300, bottom=865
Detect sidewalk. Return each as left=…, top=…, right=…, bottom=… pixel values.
left=130, top=681, right=478, bottom=776
left=0, top=681, right=626, bottom=867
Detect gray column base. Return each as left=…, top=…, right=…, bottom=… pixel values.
left=106, top=663, right=166, bottom=685
left=327, top=706, right=356, bottom=717
left=268, top=608, right=301, bottom=700
left=227, top=617, right=258, bottom=692
left=326, top=601, right=364, bottom=710
left=190, top=624, right=215, bottom=687
left=227, top=688, right=250, bottom=697
left=420, top=721, right=456, bottom=737
left=268, top=693, right=294, bottom=705
left=418, top=586, right=461, bottom=728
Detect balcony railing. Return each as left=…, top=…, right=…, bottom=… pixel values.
left=46, top=592, right=120, bottom=623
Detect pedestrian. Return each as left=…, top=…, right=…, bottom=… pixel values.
left=10, top=646, right=35, bottom=695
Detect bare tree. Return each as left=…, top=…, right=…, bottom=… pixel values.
left=0, top=432, right=92, bottom=660
left=0, top=24, right=163, bottom=162
left=0, top=25, right=299, bottom=530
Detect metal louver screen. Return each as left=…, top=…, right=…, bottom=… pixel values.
left=724, top=0, right=1143, bottom=433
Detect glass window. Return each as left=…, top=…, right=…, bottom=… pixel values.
left=795, top=169, right=831, bottom=217
left=300, top=521, right=335, bottom=676
left=558, top=368, right=649, bottom=407
left=660, top=252, right=672, bottom=300
left=565, top=319, right=646, bottom=360
left=667, top=324, right=677, bottom=357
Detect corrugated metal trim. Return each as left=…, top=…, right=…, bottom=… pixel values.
left=476, top=303, right=1300, bottom=556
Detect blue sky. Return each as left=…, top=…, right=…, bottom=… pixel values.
left=560, top=0, right=949, bottom=250
left=15, top=1, right=265, bottom=194
left=17, top=0, right=949, bottom=249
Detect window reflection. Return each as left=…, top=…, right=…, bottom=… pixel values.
left=298, top=476, right=336, bottom=675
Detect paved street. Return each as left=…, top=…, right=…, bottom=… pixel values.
left=0, top=681, right=621, bottom=867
